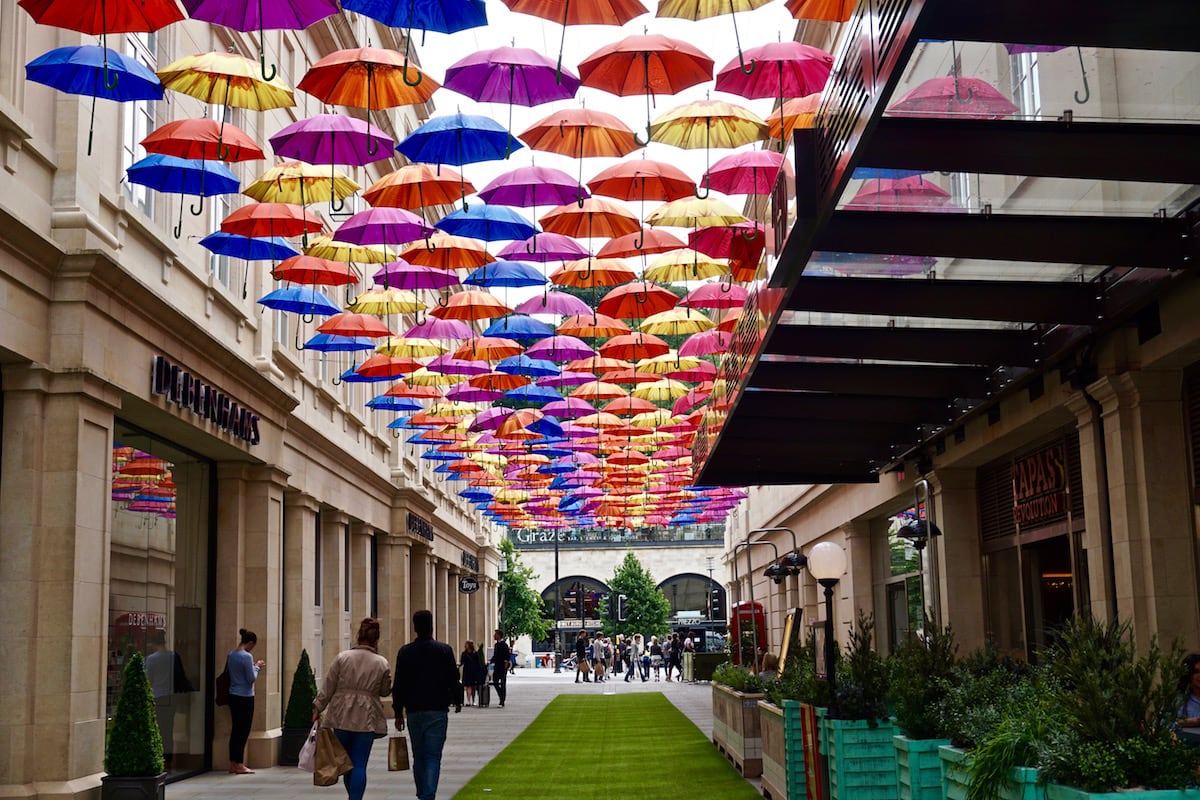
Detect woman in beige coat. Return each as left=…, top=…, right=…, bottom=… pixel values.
left=313, top=618, right=392, bottom=800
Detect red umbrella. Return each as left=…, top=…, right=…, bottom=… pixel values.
left=221, top=203, right=323, bottom=238
left=844, top=176, right=952, bottom=211
left=598, top=229, right=686, bottom=259
left=540, top=198, right=641, bottom=240
left=501, top=0, right=649, bottom=81
left=142, top=118, right=264, bottom=162
left=888, top=76, right=1020, bottom=120
left=317, top=312, right=393, bottom=338
left=588, top=160, right=697, bottom=202
left=598, top=333, right=670, bottom=361
left=596, top=283, right=679, bottom=320
left=271, top=255, right=358, bottom=286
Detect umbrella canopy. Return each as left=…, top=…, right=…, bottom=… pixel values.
left=786, top=0, right=856, bottom=21
left=181, top=0, right=338, bottom=80
left=430, top=290, right=514, bottom=321
left=337, top=207, right=435, bottom=247
left=272, top=255, right=358, bottom=286
left=463, top=260, right=546, bottom=289
left=655, top=0, right=773, bottom=74
left=318, top=312, right=394, bottom=338
left=679, top=281, right=748, bottom=309
left=299, top=47, right=438, bottom=108
left=158, top=51, right=295, bottom=111
left=478, top=165, right=588, bottom=208
left=349, top=288, right=425, bottom=315
left=767, top=94, right=820, bottom=142
left=645, top=197, right=748, bottom=228
left=126, top=154, right=240, bottom=196
left=639, top=307, right=715, bottom=336
left=513, top=291, right=593, bottom=317
left=482, top=314, right=555, bottom=344
left=558, top=313, right=630, bottom=338
left=401, top=234, right=494, bottom=269
left=257, top=286, right=343, bottom=316
left=364, top=164, right=474, bottom=209
left=598, top=332, right=670, bottom=360
left=501, top=0, right=649, bottom=83
left=398, top=113, right=523, bottom=166
left=845, top=175, right=953, bottom=211
left=540, top=198, right=641, bottom=239
left=525, top=335, right=595, bottom=362
left=597, top=228, right=685, bottom=258
left=704, top=150, right=790, bottom=195
left=306, top=235, right=391, bottom=264
left=19, top=0, right=183, bottom=34
left=243, top=160, right=360, bottom=205
left=519, top=108, right=640, bottom=159
left=373, top=261, right=461, bottom=290
left=597, top=283, right=679, bottom=319
left=498, top=233, right=590, bottom=263
left=444, top=46, right=579, bottom=106
left=141, top=118, right=263, bottom=162
left=650, top=100, right=768, bottom=150
left=888, top=76, right=1020, bottom=120
left=269, top=113, right=394, bottom=166
left=200, top=232, right=299, bottom=261
left=435, top=203, right=539, bottom=242
left=549, top=258, right=637, bottom=288
left=221, top=202, right=324, bottom=238
left=714, top=41, right=834, bottom=104
left=588, top=159, right=697, bottom=203
left=341, top=0, right=487, bottom=32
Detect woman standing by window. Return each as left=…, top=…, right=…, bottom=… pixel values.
left=226, top=629, right=264, bottom=774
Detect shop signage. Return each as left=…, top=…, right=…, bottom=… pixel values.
left=1011, top=444, right=1068, bottom=528
left=458, top=575, right=480, bottom=594
left=461, top=551, right=478, bottom=571
left=406, top=512, right=434, bottom=541
left=151, top=356, right=260, bottom=445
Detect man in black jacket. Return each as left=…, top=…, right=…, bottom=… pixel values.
left=490, top=630, right=510, bottom=708
left=393, top=610, right=462, bottom=800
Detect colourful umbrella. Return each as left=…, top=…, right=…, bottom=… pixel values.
left=498, top=233, right=590, bottom=263
left=767, top=94, right=820, bottom=143
left=598, top=333, right=670, bottom=360
left=257, top=286, right=343, bottom=316
left=844, top=176, right=952, bottom=211
left=519, top=108, right=641, bottom=195
left=483, top=314, right=555, bottom=344
left=501, top=0, right=649, bottom=80
left=221, top=202, right=324, bottom=238
left=337, top=207, right=435, bottom=250
left=639, top=307, right=714, bottom=336
left=645, top=197, right=748, bottom=228
left=463, top=260, right=546, bottom=289
left=243, top=161, right=360, bottom=207
left=342, top=0, right=487, bottom=83
left=269, top=115, right=393, bottom=211
left=655, top=0, right=772, bottom=75
left=679, top=281, right=748, bottom=309
left=430, top=290, right=514, bottom=321
left=478, top=166, right=588, bottom=208
left=550, top=258, right=637, bottom=288
left=199, top=232, right=299, bottom=261
left=597, top=229, right=685, bottom=259
left=525, top=335, right=595, bottom=362
left=540, top=198, right=641, bottom=240
left=785, top=0, right=854, bottom=21
left=597, top=283, right=678, bottom=320
left=435, top=203, right=539, bottom=242
left=318, top=312, right=394, bottom=338
left=365, top=165, right=475, bottom=211
left=398, top=113, right=524, bottom=207
left=126, top=154, right=241, bottom=238
left=400, top=234, right=494, bottom=270
left=714, top=42, right=834, bottom=121
left=704, top=150, right=791, bottom=226
left=513, top=291, right=593, bottom=317
left=373, top=261, right=461, bottom=291
left=444, top=46, right=579, bottom=143
left=142, top=118, right=263, bottom=163
left=649, top=100, right=768, bottom=195
left=181, top=0, right=339, bottom=80
left=271, top=255, right=358, bottom=286
left=888, top=76, right=1020, bottom=120
left=26, top=45, right=163, bottom=155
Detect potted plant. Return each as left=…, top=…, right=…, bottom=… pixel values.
left=102, top=652, right=166, bottom=800
left=823, top=611, right=896, bottom=800
left=888, top=620, right=958, bottom=800
left=279, top=649, right=318, bottom=766
left=760, top=633, right=830, bottom=800
left=1037, top=616, right=1200, bottom=799
left=711, top=661, right=768, bottom=778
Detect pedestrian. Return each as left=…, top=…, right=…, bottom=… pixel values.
left=490, top=630, right=510, bottom=708
left=639, top=635, right=651, bottom=681
left=225, top=628, right=264, bottom=774
left=593, top=635, right=607, bottom=683
left=393, top=610, right=463, bottom=800
left=649, top=635, right=664, bottom=681
left=624, top=633, right=644, bottom=682
left=313, top=618, right=392, bottom=800
left=614, top=634, right=625, bottom=675
left=459, top=641, right=485, bottom=707
left=574, top=631, right=591, bottom=683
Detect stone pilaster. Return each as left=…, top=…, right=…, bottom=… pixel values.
left=408, top=544, right=430, bottom=616
left=349, top=522, right=373, bottom=625
left=841, top=521, right=872, bottom=636
left=320, top=511, right=348, bottom=674
left=927, top=469, right=987, bottom=652
left=281, top=492, right=318, bottom=721
left=376, top=536, right=411, bottom=660
left=1065, top=391, right=1118, bottom=622
left=435, top=561, right=450, bottom=639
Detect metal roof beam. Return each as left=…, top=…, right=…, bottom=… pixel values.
left=752, top=360, right=993, bottom=399
left=766, top=324, right=1041, bottom=367
left=735, top=389, right=954, bottom=425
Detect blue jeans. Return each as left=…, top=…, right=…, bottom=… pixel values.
left=333, top=729, right=375, bottom=800
left=407, top=711, right=449, bottom=800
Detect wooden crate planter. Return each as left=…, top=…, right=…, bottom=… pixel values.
left=940, top=745, right=1045, bottom=800
left=824, top=717, right=899, bottom=800
left=1046, top=786, right=1200, bottom=800
left=712, top=683, right=765, bottom=777
left=760, top=701, right=808, bottom=800
left=893, top=736, right=950, bottom=800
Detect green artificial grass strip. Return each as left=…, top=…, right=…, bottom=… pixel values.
left=453, top=693, right=762, bottom=799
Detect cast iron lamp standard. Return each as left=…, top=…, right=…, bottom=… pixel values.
left=732, top=539, right=778, bottom=669
left=807, top=541, right=848, bottom=712
left=553, top=530, right=562, bottom=673
left=706, top=556, right=715, bottom=622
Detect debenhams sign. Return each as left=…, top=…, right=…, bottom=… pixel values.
left=151, top=356, right=261, bottom=445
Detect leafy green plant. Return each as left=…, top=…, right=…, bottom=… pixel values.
left=934, top=643, right=1031, bottom=749
left=105, top=653, right=164, bottom=776
left=283, top=648, right=318, bottom=730
left=888, top=617, right=958, bottom=739
left=766, top=631, right=833, bottom=708
left=964, top=675, right=1059, bottom=800
left=713, top=662, right=768, bottom=694
left=833, top=611, right=889, bottom=724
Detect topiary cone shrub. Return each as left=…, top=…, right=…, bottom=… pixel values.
left=283, top=649, right=318, bottom=730
left=105, top=653, right=165, bottom=776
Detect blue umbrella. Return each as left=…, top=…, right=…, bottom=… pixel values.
left=200, top=232, right=300, bottom=261
left=459, top=487, right=494, bottom=503
left=26, top=45, right=163, bottom=156
left=340, top=0, right=486, bottom=34
left=497, top=384, right=565, bottom=407
left=435, top=203, right=538, bottom=242
left=127, top=154, right=241, bottom=238
left=303, top=333, right=376, bottom=352
left=256, top=286, right=343, bottom=317
left=367, top=395, right=424, bottom=412
left=398, top=113, right=523, bottom=189
left=463, top=259, right=546, bottom=289
left=852, top=167, right=929, bottom=180
left=496, top=354, right=560, bottom=377
left=483, top=314, right=555, bottom=344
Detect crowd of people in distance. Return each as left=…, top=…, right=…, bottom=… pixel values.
left=569, top=630, right=697, bottom=684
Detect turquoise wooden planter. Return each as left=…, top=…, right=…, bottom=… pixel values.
left=825, top=716, right=899, bottom=800
left=893, top=735, right=950, bottom=800
left=1046, top=785, right=1200, bottom=800
left=781, top=701, right=809, bottom=800
left=939, top=745, right=1046, bottom=800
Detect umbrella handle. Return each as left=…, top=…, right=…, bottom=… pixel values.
left=695, top=179, right=711, bottom=200
left=720, top=272, right=733, bottom=293
left=633, top=129, right=651, bottom=148
left=331, top=369, right=343, bottom=386
left=330, top=196, right=346, bottom=214
left=401, top=54, right=424, bottom=87
left=634, top=281, right=648, bottom=304
left=104, top=62, right=120, bottom=91
left=173, top=191, right=184, bottom=239
left=302, top=312, right=315, bottom=325
left=424, top=235, right=437, bottom=252
left=1074, top=47, right=1091, bottom=104
left=525, top=234, right=539, bottom=255
left=436, top=290, right=449, bottom=307
left=259, top=51, right=277, bottom=82
left=190, top=195, right=206, bottom=216
left=391, top=428, right=402, bottom=439
left=345, top=284, right=357, bottom=306
left=294, top=329, right=306, bottom=351
left=631, top=228, right=644, bottom=250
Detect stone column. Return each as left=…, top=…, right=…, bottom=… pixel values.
left=457, top=569, right=470, bottom=651
left=446, top=567, right=461, bottom=649
left=1090, top=372, right=1200, bottom=648
left=409, top=544, right=430, bottom=616
left=1065, top=391, right=1118, bottom=622
left=376, top=536, right=411, bottom=660
left=281, top=492, right=318, bottom=716
left=928, top=469, right=987, bottom=651
left=0, top=366, right=118, bottom=795
left=470, top=573, right=486, bottom=646
left=349, top=522, right=373, bottom=625
left=435, top=561, right=450, bottom=639
left=320, top=511, right=348, bottom=672
left=841, top=522, right=872, bottom=636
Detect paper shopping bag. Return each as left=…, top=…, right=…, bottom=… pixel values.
left=388, top=735, right=409, bottom=772
left=313, top=727, right=352, bottom=786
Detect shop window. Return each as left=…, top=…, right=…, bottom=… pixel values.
left=108, top=423, right=212, bottom=778
left=122, top=33, right=157, bottom=217
left=882, top=508, right=926, bottom=651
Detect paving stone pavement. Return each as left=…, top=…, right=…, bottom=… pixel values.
left=167, top=667, right=760, bottom=800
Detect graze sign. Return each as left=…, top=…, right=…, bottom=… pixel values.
left=1011, top=444, right=1067, bottom=528
left=407, top=512, right=434, bottom=541
left=151, top=356, right=261, bottom=445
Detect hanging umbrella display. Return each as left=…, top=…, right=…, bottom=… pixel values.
left=704, top=150, right=789, bottom=195
left=785, top=0, right=854, bottom=20
left=398, top=113, right=524, bottom=207
left=181, top=0, right=339, bottom=80
left=498, top=233, right=590, bottom=264
left=430, top=290, right=514, bottom=321
left=558, top=313, right=630, bottom=338
left=142, top=117, right=263, bottom=162
left=645, top=196, right=748, bottom=228
left=435, top=203, right=539, bottom=242
left=271, top=255, right=358, bottom=286
left=478, top=165, right=588, bottom=209
left=317, top=312, right=394, bottom=338
left=364, top=164, right=475, bottom=211
left=200, top=232, right=299, bottom=262
left=463, top=260, right=546, bottom=289
left=501, top=0, right=649, bottom=80
left=126, top=154, right=241, bottom=237
left=844, top=175, right=952, bottom=211
left=482, top=314, right=555, bottom=344
left=336, top=207, right=435, bottom=254
left=550, top=258, right=637, bottom=288
left=714, top=41, right=833, bottom=126
left=767, top=93, right=820, bottom=144
left=887, top=75, right=1020, bottom=120
left=540, top=198, right=641, bottom=241
left=596, top=283, right=678, bottom=320
left=221, top=202, right=324, bottom=240
left=243, top=160, right=361, bottom=210
left=400, top=234, right=494, bottom=270
left=299, top=47, right=438, bottom=155
left=269, top=114, right=393, bottom=211
left=444, top=46, right=580, bottom=143
left=26, top=45, right=163, bottom=155
left=578, top=33, right=713, bottom=143
left=348, top=288, right=425, bottom=315
left=679, top=281, right=748, bottom=309
left=597, top=228, right=685, bottom=259
left=655, top=0, right=772, bottom=75
left=373, top=261, right=461, bottom=291
left=650, top=100, right=768, bottom=196
left=519, top=108, right=641, bottom=196
left=513, top=290, right=593, bottom=317
left=639, top=307, right=714, bottom=336
left=257, top=286, right=343, bottom=317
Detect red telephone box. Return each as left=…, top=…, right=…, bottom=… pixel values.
left=730, top=601, right=766, bottom=667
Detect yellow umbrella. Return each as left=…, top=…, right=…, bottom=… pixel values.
left=406, top=367, right=459, bottom=387
left=631, top=378, right=691, bottom=402
left=655, top=0, right=773, bottom=75
left=645, top=197, right=748, bottom=228
left=650, top=100, right=767, bottom=149
left=400, top=234, right=494, bottom=270
left=375, top=337, right=446, bottom=358
left=636, top=352, right=701, bottom=374
left=158, top=51, right=294, bottom=111
left=631, top=409, right=676, bottom=427
left=244, top=161, right=360, bottom=205
left=645, top=249, right=728, bottom=282
left=639, top=307, right=715, bottom=336
left=306, top=235, right=390, bottom=264
left=348, top=288, right=425, bottom=315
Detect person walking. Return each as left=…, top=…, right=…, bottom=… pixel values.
left=225, top=629, right=264, bottom=774
left=459, top=641, right=485, bottom=707
left=393, top=610, right=463, bottom=800
left=624, top=634, right=644, bottom=682
left=313, top=618, right=392, bottom=800
left=574, top=631, right=591, bottom=683
left=490, top=630, right=510, bottom=708
left=649, top=635, right=664, bottom=682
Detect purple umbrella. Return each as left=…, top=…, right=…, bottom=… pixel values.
left=498, top=233, right=590, bottom=263
left=514, top=290, right=593, bottom=317
left=446, top=382, right=504, bottom=402
left=405, top=317, right=473, bottom=340
left=470, top=406, right=516, bottom=431
left=337, top=207, right=434, bottom=250
left=525, top=334, right=596, bottom=362
left=478, top=165, right=589, bottom=208
left=373, top=260, right=462, bottom=290
left=541, top=397, right=597, bottom=419
left=536, top=370, right=595, bottom=389
left=182, top=0, right=339, bottom=80
left=426, top=355, right=490, bottom=375
left=271, top=114, right=395, bottom=213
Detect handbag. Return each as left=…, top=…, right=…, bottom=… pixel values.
left=214, top=669, right=231, bottom=706
left=579, top=658, right=591, bottom=674
left=297, top=723, right=318, bottom=773
left=388, top=735, right=410, bottom=772
left=313, top=727, right=353, bottom=787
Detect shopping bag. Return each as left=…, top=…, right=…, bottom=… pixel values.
left=579, top=658, right=591, bottom=674
left=313, top=727, right=352, bottom=787
left=388, top=735, right=409, bottom=772
left=297, top=723, right=318, bottom=773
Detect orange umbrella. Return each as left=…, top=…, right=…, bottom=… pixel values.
left=598, top=229, right=686, bottom=259
left=598, top=332, right=670, bottom=360
left=603, top=396, right=659, bottom=416
left=596, top=282, right=679, bottom=319
left=558, top=313, right=630, bottom=338
left=600, top=368, right=661, bottom=386
left=317, top=312, right=393, bottom=338
left=520, top=108, right=641, bottom=159
left=141, top=118, right=264, bottom=162
left=364, top=164, right=475, bottom=210
left=549, top=258, right=636, bottom=288
left=355, top=354, right=424, bottom=378
left=220, top=203, right=323, bottom=238
left=400, top=234, right=494, bottom=270
left=768, top=94, right=821, bottom=142
left=429, top=290, right=513, bottom=321
left=786, top=0, right=854, bottom=21
left=540, top=198, right=641, bottom=240
left=384, top=380, right=443, bottom=399
left=588, top=160, right=697, bottom=203
left=468, top=371, right=530, bottom=391
left=566, top=355, right=632, bottom=374
left=454, top=336, right=524, bottom=361
left=501, top=0, right=649, bottom=80
left=271, top=255, right=358, bottom=286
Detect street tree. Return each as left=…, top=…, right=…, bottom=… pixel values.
left=498, top=536, right=551, bottom=643
left=601, top=552, right=671, bottom=640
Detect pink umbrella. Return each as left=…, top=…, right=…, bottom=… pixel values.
left=689, top=221, right=765, bottom=258
left=704, top=150, right=791, bottom=196
left=426, top=355, right=490, bottom=375
left=405, top=317, right=474, bottom=340
left=715, top=41, right=834, bottom=109
left=514, top=290, right=594, bottom=317
left=542, top=397, right=598, bottom=419
left=470, top=407, right=516, bottom=431
left=536, top=370, right=596, bottom=388
left=888, top=76, right=1019, bottom=120
left=679, top=329, right=731, bottom=357
left=445, top=382, right=504, bottom=402
left=499, top=233, right=591, bottom=263
left=373, top=260, right=462, bottom=290
left=679, top=282, right=748, bottom=310
left=478, top=165, right=589, bottom=208
left=668, top=360, right=717, bottom=382
left=845, top=176, right=952, bottom=211
left=337, top=207, right=435, bottom=249
left=525, top=334, right=596, bottom=362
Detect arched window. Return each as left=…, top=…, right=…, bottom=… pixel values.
left=658, top=573, right=726, bottom=621
left=540, top=575, right=612, bottom=622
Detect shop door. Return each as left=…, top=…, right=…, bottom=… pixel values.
left=1022, top=535, right=1075, bottom=661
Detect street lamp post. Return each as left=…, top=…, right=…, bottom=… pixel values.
left=706, top=556, right=715, bottom=622
left=807, top=541, right=848, bottom=710
left=553, top=531, right=561, bottom=673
